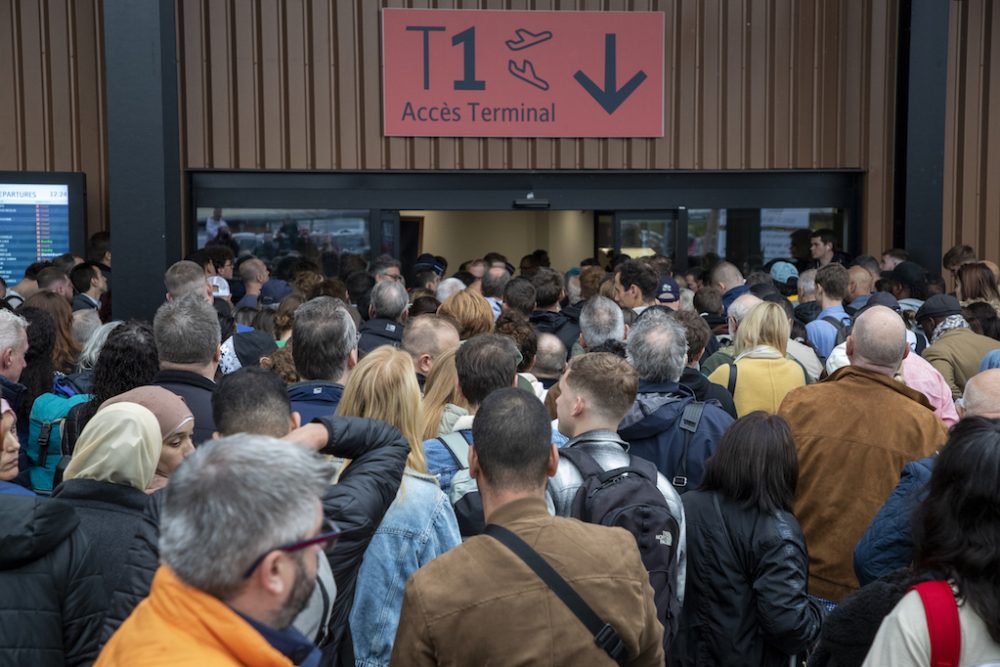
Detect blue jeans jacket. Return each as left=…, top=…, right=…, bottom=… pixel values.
left=349, top=470, right=461, bottom=667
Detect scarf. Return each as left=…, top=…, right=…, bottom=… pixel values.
left=931, top=314, right=970, bottom=343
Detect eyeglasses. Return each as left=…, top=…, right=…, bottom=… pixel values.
left=242, top=525, right=341, bottom=578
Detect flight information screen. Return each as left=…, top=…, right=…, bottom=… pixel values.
left=0, top=184, right=71, bottom=283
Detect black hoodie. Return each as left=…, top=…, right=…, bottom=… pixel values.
left=0, top=495, right=107, bottom=665
left=529, top=310, right=581, bottom=360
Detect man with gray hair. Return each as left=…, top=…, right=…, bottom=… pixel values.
left=288, top=297, right=357, bottom=424
left=97, top=436, right=336, bottom=664
left=153, top=295, right=221, bottom=444
left=855, top=367, right=1000, bottom=586
left=532, top=332, right=567, bottom=389
left=164, top=259, right=212, bottom=302
left=357, top=280, right=408, bottom=357
left=618, top=310, right=733, bottom=490
left=778, top=306, right=947, bottom=605
left=578, top=295, right=626, bottom=350
left=481, top=265, right=511, bottom=320
left=794, top=268, right=820, bottom=324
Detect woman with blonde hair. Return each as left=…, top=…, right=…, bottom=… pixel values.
left=338, top=346, right=460, bottom=666
left=437, top=289, right=493, bottom=340
left=420, top=346, right=469, bottom=440
left=708, top=301, right=807, bottom=415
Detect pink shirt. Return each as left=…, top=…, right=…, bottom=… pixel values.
left=901, top=352, right=960, bottom=427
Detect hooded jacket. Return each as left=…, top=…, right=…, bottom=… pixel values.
left=357, top=318, right=404, bottom=356
left=618, top=382, right=734, bottom=490
left=529, top=310, right=580, bottom=360
left=0, top=495, right=108, bottom=666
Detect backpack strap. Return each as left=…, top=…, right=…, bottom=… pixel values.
left=485, top=524, right=628, bottom=666
left=673, top=401, right=705, bottom=490
left=437, top=431, right=472, bottom=469
left=911, top=581, right=961, bottom=667
left=822, top=315, right=847, bottom=333
left=726, top=364, right=738, bottom=395
left=37, top=422, right=56, bottom=468
left=557, top=446, right=604, bottom=479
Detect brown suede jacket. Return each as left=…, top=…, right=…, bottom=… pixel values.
left=390, top=496, right=664, bottom=666
left=778, top=365, right=947, bottom=602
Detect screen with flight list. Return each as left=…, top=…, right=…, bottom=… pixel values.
left=0, top=184, right=71, bottom=284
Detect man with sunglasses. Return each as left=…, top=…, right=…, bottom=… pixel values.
left=97, top=436, right=337, bottom=666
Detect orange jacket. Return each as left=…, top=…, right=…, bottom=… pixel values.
left=97, top=566, right=295, bottom=666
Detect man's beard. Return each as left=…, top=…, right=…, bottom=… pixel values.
left=273, top=551, right=318, bottom=630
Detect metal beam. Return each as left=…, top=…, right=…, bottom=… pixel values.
left=104, top=0, right=180, bottom=320
left=901, top=0, right=949, bottom=273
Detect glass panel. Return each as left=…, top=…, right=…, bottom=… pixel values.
left=687, top=207, right=848, bottom=273
left=195, top=207, right=371, bottom=267
left=380, top=216, right=396, bottom=257
left=618, top=214, right=675, bottom=260
left=596, top=212, right=615, bottom=268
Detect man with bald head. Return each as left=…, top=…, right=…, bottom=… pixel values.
left=778, top=306, right=947, bottom=606
left=846, top=265, right=874, bottom=312
left=854, top=367, right=1000, bottom=586
left=710, top=261, right=749, bottom=314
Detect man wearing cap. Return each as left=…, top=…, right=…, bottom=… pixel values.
left=779, top=306, right=946, bottom=605
left=917, top=294, right=1000, bottom=399
left=413, top=253, right=445, bottom=293
left=613, top=259, right=661, bottom=316
left=769, top=261, right=799, bottom=299
left=655, top=274, right=682, bottom=310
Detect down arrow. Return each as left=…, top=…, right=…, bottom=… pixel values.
left=573, top=34, right=647, bottom=115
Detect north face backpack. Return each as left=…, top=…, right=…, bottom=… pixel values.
left=27, top=376, right=91, bottom=493
left=437, top=430, right=485, bottom=538
left=557, top=446, right=683, bottom=642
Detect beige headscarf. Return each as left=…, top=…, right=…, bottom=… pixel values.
left=63, top=402, right=162, bottom=491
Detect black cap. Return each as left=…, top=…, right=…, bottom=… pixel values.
left=915, top=294, right=962, bottom=321
left=857, top=291, right=901, bottom=316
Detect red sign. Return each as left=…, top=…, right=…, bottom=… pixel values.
left=382, top=9, right=664, bottom=138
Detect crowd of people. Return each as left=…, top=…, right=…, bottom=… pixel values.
left=1, top=228, right=999, bottom=666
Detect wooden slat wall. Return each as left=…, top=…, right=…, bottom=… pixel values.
left=943, top=0, right=1000, bottom=263
left=0, top=0, right=107, bottom=237
left=176, top=0, right=897, bottom=252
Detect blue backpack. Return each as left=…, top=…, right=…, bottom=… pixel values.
left=27, top=375, right=91, bottom=493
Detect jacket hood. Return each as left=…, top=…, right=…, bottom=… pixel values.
left=0, top=496, right=79, bottom=569
left=529, top=310, right=570, bottom=333
left=561, top=302, right=582, bottom=321
left=618, top=382, right=692, bottom=437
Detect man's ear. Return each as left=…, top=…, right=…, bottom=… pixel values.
left=511, top=374, right=519, bottom=388
left=546, top=443, right=559, bottom=478
left=213, top=346, right=222, bottom=364
left=255, top=551, right=289, bottom=596
left=469, top=445, right=481, bottom=480
left=368, top=304, right=375, bottom=320
left=622, top=323, right=630, bottom=341
left=212, top=431, right=221, bottom=440
left=347, top=348, right=358, bottom=370
left=417, top=353, right=433, bottom=376
left=578, top=332, right=587, bottom=350
left=290, top=411, right=302, bottom=431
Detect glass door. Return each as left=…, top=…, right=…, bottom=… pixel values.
left=596, top=210, right=684, bottom=269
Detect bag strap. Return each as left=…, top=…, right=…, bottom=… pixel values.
left=726, top=363, right=738, bottom=395
left=673, top=401, right=705, bottom=490
left=556, top=446, right=605, bottom=479
left=437, top=431, right=471, bottom=469
left=485, top=524, right=628, bottom=666
left=911, top=581, right=961, bottom=667
left=822, top=315, right=847, bottom=333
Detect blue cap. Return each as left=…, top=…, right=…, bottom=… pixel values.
left=769, top=261, right=799, bottom=285
left=656, top=275, right=680, bottom=304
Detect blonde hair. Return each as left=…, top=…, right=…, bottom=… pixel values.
left=338, top=346, right=426, bottom=472
left=420, top=346, right=468, bottom=440
left=735, top=301, right=790, bottom=356
left=438, top=289, right=494, bottom=340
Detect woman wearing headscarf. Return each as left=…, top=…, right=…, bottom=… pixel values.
left=51, top=387, right=194, bottom=599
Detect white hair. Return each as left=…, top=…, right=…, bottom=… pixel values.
left=436, top=277, right=466, bottom=302
left=0, top=310, right=28, bottom=356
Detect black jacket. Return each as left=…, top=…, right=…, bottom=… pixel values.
left=679, top=367, right=738, bottom=419
left=101, top=415, right=409, bottom=666
left=671, top=490, right=824, bottom=667
left=50, top=478, right=150, bottom=602
left=152, top=368, right=216, bottom=444
left=0, top=495, right=108, bottom=666
left=529, top=310, right=580, bottom=360
left=357, top=317, right=404, bottom=356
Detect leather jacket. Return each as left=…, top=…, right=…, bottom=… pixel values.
left=546, top=429, right=687, bottom=604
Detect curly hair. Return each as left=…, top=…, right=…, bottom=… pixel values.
left=78, top=320, right=160, bottom=424
left=913, top=416, right=1000, bottom=643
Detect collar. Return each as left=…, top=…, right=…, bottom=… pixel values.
left=154, top=369, right=216, bottom=391
left=235, top=611, right=321, bottom=667
left=636, top=380, right=691, bottom=396
left=817, top=304, right=848, bottom=319
left=824, top=364, right=934, bottom=409
left=452, top=414, right=475, bottom=432
left=565, top=429, right=628, bottom=450
left=486, top=496, right=551, bottom=525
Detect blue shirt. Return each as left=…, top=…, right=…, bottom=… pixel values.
left=805, top=305, right=851, bottom=360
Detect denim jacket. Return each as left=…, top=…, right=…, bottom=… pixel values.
left=349, top=469, right=461, bottom=667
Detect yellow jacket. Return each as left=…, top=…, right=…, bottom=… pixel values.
left=97, top=566, right=295, bottom=667
left=708, top=355, right=807, bottom=416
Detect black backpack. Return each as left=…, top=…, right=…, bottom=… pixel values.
left=557, top=446, right=683, bottom=642
left=822, top=315, right=853, bottom=347
left=437, top=431, right=486, bottom=538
